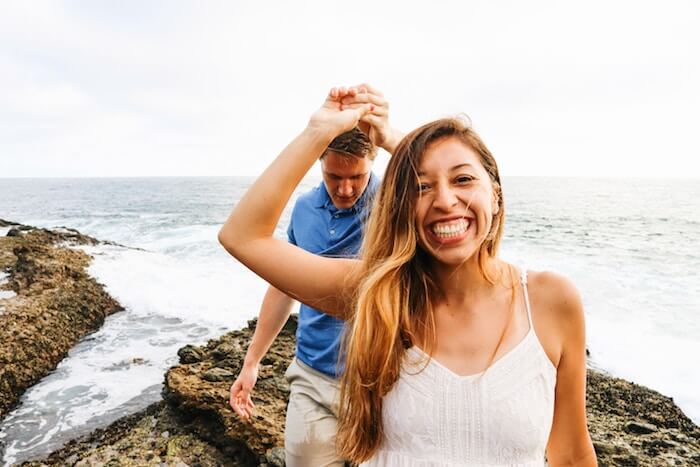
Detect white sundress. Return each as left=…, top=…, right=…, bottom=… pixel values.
left=361, top=270, right=557, bottom=466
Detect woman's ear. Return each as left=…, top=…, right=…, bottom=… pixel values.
left=492, top=183, right=501, bottom=214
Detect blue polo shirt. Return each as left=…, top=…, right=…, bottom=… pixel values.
left=287, top=173, right=379, bottom=378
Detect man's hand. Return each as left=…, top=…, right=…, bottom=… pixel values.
left=341, top=83, right=403, bottom=153
left=307, top=87, right=374, bottom=141
left=230, top=363, right=259, bottom=422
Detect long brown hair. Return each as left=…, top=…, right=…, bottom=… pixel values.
left=337, top=117, right=507, bottom=462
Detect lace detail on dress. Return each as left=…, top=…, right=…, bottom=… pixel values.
left=360, top=270, right=557, bottom=467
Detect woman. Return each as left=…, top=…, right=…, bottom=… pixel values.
left=219, top=86, right=597, bottom=466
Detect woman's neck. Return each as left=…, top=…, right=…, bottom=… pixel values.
left=431, top=255, right=504, bottom=306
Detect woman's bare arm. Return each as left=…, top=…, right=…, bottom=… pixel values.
left=218, top=88, right=374, bottom=318
left=538, top=273, right=597, bottom=466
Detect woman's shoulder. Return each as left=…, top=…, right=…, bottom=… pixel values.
left=527, top=270, right=582, bottom=309
left=524, top=269, right=586, bottom=366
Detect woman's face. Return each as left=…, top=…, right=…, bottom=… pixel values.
left=414, top=137, right=497, bottom=267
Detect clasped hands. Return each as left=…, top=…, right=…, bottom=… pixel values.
left=309, top=83, right=400, bottom=154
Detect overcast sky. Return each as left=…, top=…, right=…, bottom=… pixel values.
left=1, top=1, right=698, bottom=178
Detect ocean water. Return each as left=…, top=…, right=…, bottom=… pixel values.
left=0, top=176, right=698, bottom=464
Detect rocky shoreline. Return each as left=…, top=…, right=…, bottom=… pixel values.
left=2, top=221, right=699, bottom=466
left=20, top=316, right=297, bottom=467
left=0, top=220, right=123, bottom=423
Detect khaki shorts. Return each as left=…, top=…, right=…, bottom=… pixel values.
left=284, top=358, right=347, bottom=467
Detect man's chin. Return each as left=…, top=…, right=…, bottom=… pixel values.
left=332, top=197, right=357, bottom=209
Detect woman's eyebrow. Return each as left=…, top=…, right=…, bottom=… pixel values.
left=417, top=163, right=477, bottom=176
left=450, top=163, right=476, bottom=171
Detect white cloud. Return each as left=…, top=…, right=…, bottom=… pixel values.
left=0, top=0, right=699, bottom=178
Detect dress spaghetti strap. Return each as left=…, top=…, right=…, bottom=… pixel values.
left=520, top=268, right=534, bottom=330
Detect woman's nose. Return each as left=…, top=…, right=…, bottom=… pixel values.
left=433, top=184, right=458, bottom=210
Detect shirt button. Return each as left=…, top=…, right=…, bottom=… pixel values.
left=330, top=229, right=335, bottom=235
left=334, top=214, right=339, bottom=218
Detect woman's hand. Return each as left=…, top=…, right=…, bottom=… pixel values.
left=308, top=86, right=375, bottom=141
left=340, top=83, right=404, bottom=154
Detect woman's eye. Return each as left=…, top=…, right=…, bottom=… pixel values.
left=455, top=176, right=475, bottom=184
left=416, top=183, right=431, bottom=192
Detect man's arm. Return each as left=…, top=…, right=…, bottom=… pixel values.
left=230, top=285, right=295, bottom=421
left=343, top=83, right=404, bottom=154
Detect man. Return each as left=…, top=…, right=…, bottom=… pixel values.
left=230, top=85, right=400, bottom=467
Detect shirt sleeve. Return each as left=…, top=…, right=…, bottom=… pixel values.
left=287, top=222, right=296, bottom=246
left=287, top=202, right=298, bottom=246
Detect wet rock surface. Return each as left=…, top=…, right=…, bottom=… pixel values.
left=21, top=402, right=252, bottom=467
left=587, top=370, right=700, bottom=465
left=162, top=317, right=296, bottom=467
left=0, top=220, right=123, bottom=423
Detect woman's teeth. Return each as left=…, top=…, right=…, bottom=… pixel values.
left=432, top=219, right=469, bottom=238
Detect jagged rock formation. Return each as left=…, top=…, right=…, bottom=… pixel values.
left=587, top=371, right=700, bottom=465
left=0, top=220, right=123, bottom=422
left=22, top=402, right=251, bottom=467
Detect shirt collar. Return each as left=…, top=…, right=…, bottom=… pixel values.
left=313, top=172, right=379, bottom=213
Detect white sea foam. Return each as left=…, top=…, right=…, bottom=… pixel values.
left=502, top=242, right=700, bottom=423
left=587, top=316, right=699, bottom=419
left=80, top=243, right=268, bottom=327
left=0, top=272, right=14, bottom=300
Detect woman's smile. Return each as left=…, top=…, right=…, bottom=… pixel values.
left=426, top=216, right=474, bottom=245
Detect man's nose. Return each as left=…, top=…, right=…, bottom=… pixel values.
left=338, top=179, right=354, bottom=196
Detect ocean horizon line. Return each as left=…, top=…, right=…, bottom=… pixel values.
left=2, top=174, right=699, bottom=181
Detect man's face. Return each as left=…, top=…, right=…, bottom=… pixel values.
left=321, top=151, right=373, bottom=209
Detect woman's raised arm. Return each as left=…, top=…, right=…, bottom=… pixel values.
left=218, top=88, right=374, bottom=318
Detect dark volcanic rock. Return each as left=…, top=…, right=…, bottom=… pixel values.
left=0, top=221, right=124, bottom=422
left=20, top=402, right=254, bottom=467
left=587, top=370, right=700, bottom=466
left=177, top=344, right=206, bottom=364
left=625, top=421, right=659, bottom=435
left=162, top=317, right=296, bottom=467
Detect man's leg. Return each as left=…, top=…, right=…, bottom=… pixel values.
left=284, top=358, right=345, bottom=467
